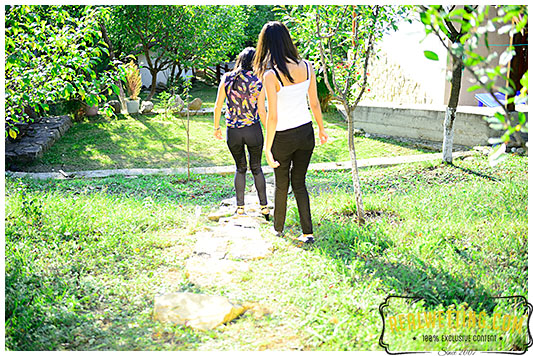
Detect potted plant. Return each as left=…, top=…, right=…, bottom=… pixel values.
left=123, top=61, right=142, bottom=114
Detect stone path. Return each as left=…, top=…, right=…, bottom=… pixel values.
left=6, top=151, right=475, bottom=180
left=154, top=187, right=277, bottom=331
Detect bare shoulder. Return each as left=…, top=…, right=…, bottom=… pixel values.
left=263, top=70, right=277, bottom=83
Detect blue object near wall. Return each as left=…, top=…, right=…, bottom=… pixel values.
left=475, top=92, right=506, bottom=107
left=475, top=91, right=527, bottom=107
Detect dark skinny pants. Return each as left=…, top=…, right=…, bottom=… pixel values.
left=226, top=122, right=267, bottom=207
left=271, top=122, right=315, bottom=235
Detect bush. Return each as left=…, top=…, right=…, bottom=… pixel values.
left=123, top=62, right=142, bottom=100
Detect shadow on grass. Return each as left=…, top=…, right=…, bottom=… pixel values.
left=5, top=258, right=206, bottom=350
left=312, top=216, right=496, bottom=312
left=449, top=163, right=500, bottom=182
left=16, top=112, right=230, bottom=173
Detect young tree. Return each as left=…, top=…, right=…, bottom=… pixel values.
left=420, top=5, right=528, bottom=165
left=420, top=5, right=477, bottom=164
left=5, top=5, right=119, bottom=138
left=281, top=5, right=410, bottom=224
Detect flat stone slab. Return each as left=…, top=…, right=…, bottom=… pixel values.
left=213, top=225, right=273, bottom=260
left=226, top=235, right=273, bottom=260
left=193, top=224, right=272, bottom=261
left=7, top=151, right=475, bottom=180
left=207, top=206, right=235, bottom=222
left=220, top=215, right=263, bottom=229
left=185, top=257, right=250, bottom=287
left=193, top=232, right=229, bottom=259
left=153, top=292, right=246, bottom=330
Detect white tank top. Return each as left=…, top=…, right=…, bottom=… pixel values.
left=273, top=61, right=312, bottom=132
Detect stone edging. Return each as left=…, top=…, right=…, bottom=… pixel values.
left=6, top=151, right=475, bottom=180
left=5, top=116, right=72, bottom=164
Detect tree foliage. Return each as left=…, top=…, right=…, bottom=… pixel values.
left=106, top=5, right=247, bottom=99
left=242, top=5, right=278, bottom=46
left=5, top=5, right=120, bottom=138
left=420, top=5, right=528, bottom=164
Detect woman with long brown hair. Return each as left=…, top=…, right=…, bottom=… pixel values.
left=254, top=21, right=328, bottom=243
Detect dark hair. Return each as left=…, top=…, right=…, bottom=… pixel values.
left=234, top=47, right=255, bottom=72
left=230, top=47, right=255, bottom=91
left=253, top=21, right=300, bottom=83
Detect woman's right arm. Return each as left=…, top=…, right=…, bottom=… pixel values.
left=213, top=75, right=226, bottom=140
left=263, top=71, right=280, bottom=168
left=257, top=87, right=267, bottom=128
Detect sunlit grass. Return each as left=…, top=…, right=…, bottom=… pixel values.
left=5, top=154, right=527, bottom=351
left=19, top=83, right=432, bottom=173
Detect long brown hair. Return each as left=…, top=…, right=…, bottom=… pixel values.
left=253, top=21, right=301, bottom=83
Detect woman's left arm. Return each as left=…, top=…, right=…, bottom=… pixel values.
left=213, top=76, right=227, bottom=140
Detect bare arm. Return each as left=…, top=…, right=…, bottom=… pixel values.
left=263, top=71, right=280, bottom=168
left=257, top=86, right=267, bottom=128
left=213, top=76, right=226, bottom=140
left=307, top=61, right=328, bottom=144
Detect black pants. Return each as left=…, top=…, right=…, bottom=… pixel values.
left=226, top=122, right=267, bottom=207
left=271, top=122, right=315, bottom=234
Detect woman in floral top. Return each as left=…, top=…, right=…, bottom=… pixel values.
left=214, top=47, right=269, bottom=219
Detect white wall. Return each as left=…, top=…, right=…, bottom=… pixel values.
left=381, top=20, right=448, bottom=104
left=138, top=52, right=193, bottom=88
left=362, top=19, right=448, bottom=106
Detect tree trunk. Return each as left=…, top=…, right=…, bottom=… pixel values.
left=98, top=20, right=126, bottom=112
left=186, top=95, right=190, bottom=181
left=117, top=84, right=127, bottom=113
left=443, top=53, right=463, bottom=163
left=442, top=107, right=456, bottom=163
left=168, top=61, right=177, bottom=90
left=347, top=106, right=365, bottom=224
left=146, top=70, right=158, bottom=101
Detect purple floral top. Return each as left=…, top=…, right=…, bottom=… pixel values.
left=224, top=70, right=262, bottom=128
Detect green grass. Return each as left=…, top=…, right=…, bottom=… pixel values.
left=15, top=82, right=432, bottom=173
left=5, top=153, right=527, bottom=351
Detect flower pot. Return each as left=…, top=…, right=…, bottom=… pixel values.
left=126, top=99, right=140, bottom=114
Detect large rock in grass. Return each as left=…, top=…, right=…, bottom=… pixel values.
left=188, top=98, right=203, bottom=111
left=153, top=292, right=246, bottom=330
left=170, top=95, right=185, bottom=112
left=141, top=101, right=154, bottom=114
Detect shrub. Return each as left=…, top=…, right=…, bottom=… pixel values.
left=123, top=61, right=142, bottom=100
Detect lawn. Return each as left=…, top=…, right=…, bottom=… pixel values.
left=5, top=153, right=528, bottom=351
left=16, top=82, right=433, bottom=173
